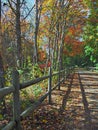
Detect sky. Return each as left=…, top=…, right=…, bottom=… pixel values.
left=26, top=0, right=35, bottom=7
left=3, top=0, right=35, bottom=6
left=27, top=0, right=34, bottom=4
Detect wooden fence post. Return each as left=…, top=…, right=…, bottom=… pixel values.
left=58, top=66, right=60, bottom=90
left=12, top=70, right=21, bottom=130
left=48, top=67, right=52, bottom=104
left=63, top=69, right=66, bottom=82
left=66, top=67, right=69, bottom=79
left=0, top=76, right=6, bottom=115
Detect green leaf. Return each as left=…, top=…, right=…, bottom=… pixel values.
left=0, top=114, right=3, bottom=119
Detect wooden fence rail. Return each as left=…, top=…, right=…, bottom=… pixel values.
left=0, top=67, right=74, bottom=130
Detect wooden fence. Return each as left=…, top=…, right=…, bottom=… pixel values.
left=0, top=67, right=74, bottom=130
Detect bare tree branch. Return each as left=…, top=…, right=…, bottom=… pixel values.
left=8, top=0, right=16, bottom=14
left=23, top=4, right=35, bottom=20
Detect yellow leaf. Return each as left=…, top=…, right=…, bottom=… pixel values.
left=42, top=119, right=48, bottom=123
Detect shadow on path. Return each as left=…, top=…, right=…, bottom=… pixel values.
left=78, top=72, right=92, bottom=130
left=78, top=71, right=98, bottom=129
left=59, top=74, right=74, bottom=113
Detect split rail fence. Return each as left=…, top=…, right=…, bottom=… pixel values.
left=0, top=67, right=74, bottom=130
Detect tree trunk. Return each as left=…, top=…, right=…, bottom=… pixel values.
left=16, top=0, right=22, bottom=67
left=58, top=0, right=70, bottom=70
left=34, top=0, right=39, bottom=63
left=0, top=0, right=4, bottom=89
left=0, top=1, right=6, bottom=113
left=0, top=0, right=1, bottom=51
left=0, top=54, right=6, bottom=114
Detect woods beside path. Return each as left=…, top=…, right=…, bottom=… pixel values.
left=20, top=70, right=98, bottom=130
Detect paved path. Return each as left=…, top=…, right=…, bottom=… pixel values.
left=78, top=71, right=98, bottom=129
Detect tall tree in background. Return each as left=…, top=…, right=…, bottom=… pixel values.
left=83, top=0, right=98, bottom=66
left=34, top=0, right=43, bottom=63
left=16, top=0, right=22, bottom=67
left=0, top=0, right=6, bottom=114
left=58, top=0, right=71, bottom=70
left=38, top=0, right=87, bottom=70
left=0, top=0, right=4, bottom=88
left=34, top=0, right=39, bottom=63
left=7, top=0, right=22, bottom=67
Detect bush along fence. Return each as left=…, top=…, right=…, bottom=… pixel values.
left=0, top=67, right=74, bottom=130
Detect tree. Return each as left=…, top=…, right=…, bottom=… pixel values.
left=37, top=0, right=87, bottom=69
left=7, top=0, right=22, bottom=67
left=2, top=0, right=35, bottom=68
left=83, top=0, right=98, bottom=66
left=0, top=0, right=6, bottom=114
left=0, top=0, right=88, bottom=71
